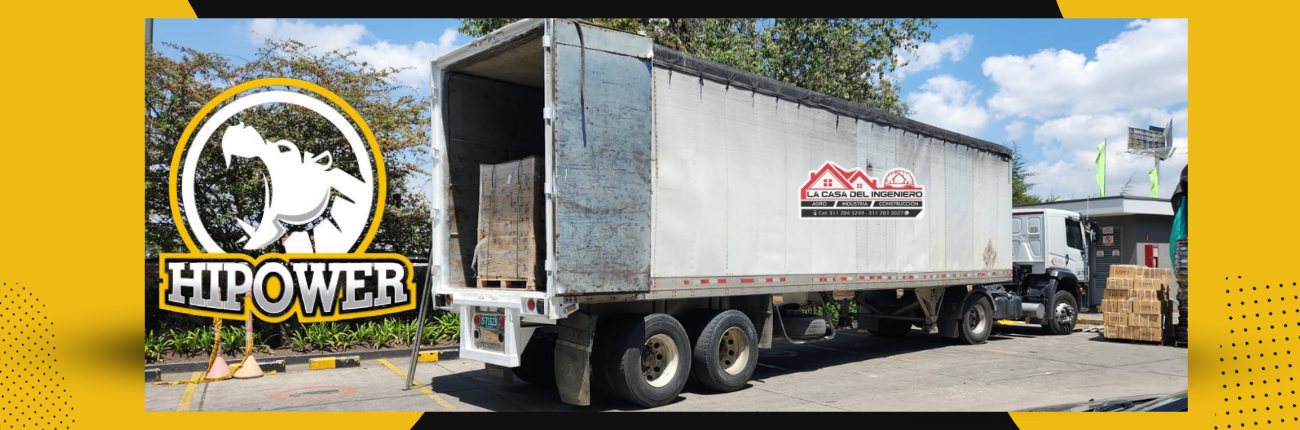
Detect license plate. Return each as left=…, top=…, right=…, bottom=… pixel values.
left=479, top=314, right=501, bottom=331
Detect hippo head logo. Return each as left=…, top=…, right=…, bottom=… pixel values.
left=174, top=86, right=378, bottom=254
left=220, top=123, right=350, bottom=251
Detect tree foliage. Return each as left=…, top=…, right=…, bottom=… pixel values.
left=459, top=18, right=934, bottom=115
left=146, top=40, right=430, bottom=257
left=1010, top=142, right=1043, bottom=206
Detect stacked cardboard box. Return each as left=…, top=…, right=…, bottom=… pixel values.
left=476, top=157, right=545, bottom=290
left=1102, top=265, right=1173, bottom=342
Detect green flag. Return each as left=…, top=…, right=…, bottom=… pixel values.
left=1095, top=140, right=1106, bottom=197
left=1149, top=166, right=1159, bottom=198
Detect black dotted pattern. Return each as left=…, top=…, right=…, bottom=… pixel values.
left=1, top=283, right=72, bottom=428
left=1218, top=278, right=1298, bottom=428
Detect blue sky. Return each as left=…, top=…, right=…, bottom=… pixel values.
left=153, top=18, right=1188, bottom=200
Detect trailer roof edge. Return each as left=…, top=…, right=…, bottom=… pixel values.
left=651, top=46, right=1012, bottom=158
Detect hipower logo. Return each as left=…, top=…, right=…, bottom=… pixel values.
left=799, top=161, right=925, bottom=219
left=159, top=78, right=415, bottom=322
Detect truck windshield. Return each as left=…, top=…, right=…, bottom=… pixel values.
left=1066, top=219, right=1084, bottom=250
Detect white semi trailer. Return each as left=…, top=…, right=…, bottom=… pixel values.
left=416, top=19, right=1086, bottom=408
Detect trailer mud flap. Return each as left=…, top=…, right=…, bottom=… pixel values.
left=553, top=311, right=596, bottom=406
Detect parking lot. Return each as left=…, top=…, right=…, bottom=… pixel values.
left=144, top=323, right=1187, bottom=412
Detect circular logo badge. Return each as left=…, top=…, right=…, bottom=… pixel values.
left=168, top=78, right=386, bottom=254
left=884, top=168, right=916, bottom=188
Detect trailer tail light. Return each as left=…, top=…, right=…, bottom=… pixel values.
left=527, top=298, right=536, bottom=311
left=473, top=314, right=481, bottom=325
left=772, top=295, right=783, bottom=304
left=896, top=289, right=904, bottom=299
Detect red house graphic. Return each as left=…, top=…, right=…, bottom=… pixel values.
left=801, top=162, right=922, bottom=200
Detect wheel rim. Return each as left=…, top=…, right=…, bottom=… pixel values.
left=967, top=303, right=988, bottom=335
left=1055, top=302, right=1075, bottom=329
left=641, top=333, right=679, bottom=388
left=717, top=327, right=750, bottom=375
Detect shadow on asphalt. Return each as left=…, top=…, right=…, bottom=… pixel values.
left=425, top=324, right=1062, bottom=411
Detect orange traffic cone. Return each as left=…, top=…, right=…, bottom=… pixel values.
left=206, top=355, right=231, bottom=380
left=205, top=319, right=232, bottom=380
left=234, top=317, right=263, bottom=379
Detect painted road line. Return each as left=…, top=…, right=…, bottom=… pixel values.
left=308, top=356, right=361, bottom=370
left=376, top=358, right=454, bottom=410
left=974, top=347, right=1017, bottom=355
left=417, top=351, right=440, bottom=363
left=175, top=372, right=202, bottom=412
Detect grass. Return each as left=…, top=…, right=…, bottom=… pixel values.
left=146, top=313, right=461, bottom=360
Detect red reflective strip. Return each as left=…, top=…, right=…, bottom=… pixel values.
left=820, top=277, right=827, bottom=282
left=701, top=279, right=710, bottom=284
left=859, top=276, right=865, bottom=280
left=740, top=278, right=754, bottom=283
left=718, top=279, right=727, bottom=284
left=841, top=277, right=848, bottom=281
left=683, top=280, right=690, bottom=285
left=963, top=273, right=969, bottom=277
left=780, top=277, right=786, bottom=282
left=765, top=278, right=773, bottom=282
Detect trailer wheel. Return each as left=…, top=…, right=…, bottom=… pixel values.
left=780, top=316, right=828, bottom=339
left=601, top=313, right=691, bottom=408
left=1041, top=291, right=1078, bottom=335
left=868, top=319, right=912, bottom=338
left=512, top=333, right=556, bottom=387
left=958, top=295, right=993, bottom=345
left=690, top=310, right=757, bottom=393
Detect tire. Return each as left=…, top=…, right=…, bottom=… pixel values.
left=867, top=319, right=912, bottom=338
left=512, top=333, right=556, bottom=387
left=959, top=295, right=994, bottom=344
left=600, top=313, right=691, bottom=408
left=1041, top=291, right=1078, bottom=336
left=780, top=316, right=827, bottom=339
left=690, top=310, right=758, bottom=393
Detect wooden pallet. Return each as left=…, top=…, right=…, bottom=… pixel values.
left=476, top=277, right=538, bottom=290
left=1101, top=335, right=1164, bottom=345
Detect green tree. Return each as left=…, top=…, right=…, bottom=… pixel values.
left=459, top=18, right=934, bottom=115
left=1010, top=142, right=1043, bottom=206
left=146, top=40, right=430, bottom=257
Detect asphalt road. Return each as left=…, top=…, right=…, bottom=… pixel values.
left=144, top=323, right=1187, bottom=412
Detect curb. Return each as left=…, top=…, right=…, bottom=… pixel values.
left=145, top=346, right=459, bottom=378
left=309, top=356, right=360, bottom=370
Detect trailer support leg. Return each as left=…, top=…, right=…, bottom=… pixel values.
left=553, top=311, right=596, bottom=406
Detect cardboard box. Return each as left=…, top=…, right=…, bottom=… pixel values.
left=1110, top=265, right=1139, bottom=278
left=476, top=157, right=545, bottom=289
left=1136, top=278, right=1166, bottom=291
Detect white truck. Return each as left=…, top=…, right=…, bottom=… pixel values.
left=413, top=19, right=1089, bottom=408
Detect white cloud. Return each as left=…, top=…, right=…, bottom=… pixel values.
left=1005, top=120, right=1027, bottom=142
left=1025, top=108, right=1187, bottom=199
left=895, top=33, right=973, bottom=81
left=982, top=19, right=1187, bottom=119
left=246, top=19, right=462, bottom=89
left=906, top=75, right=990, bottom=136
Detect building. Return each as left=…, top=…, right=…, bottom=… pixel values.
left=1014, top=196, right=1175, bottom=309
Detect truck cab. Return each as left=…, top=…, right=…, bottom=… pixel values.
left=1010, top=208, right=1092, bottom=334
